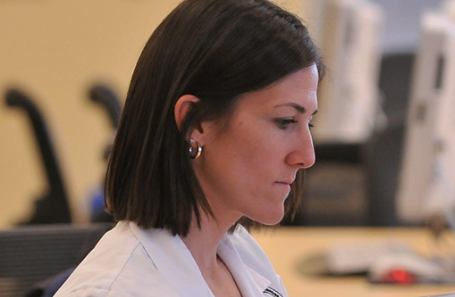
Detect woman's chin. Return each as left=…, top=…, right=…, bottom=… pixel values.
left=253, top=209, right=285, bottom=226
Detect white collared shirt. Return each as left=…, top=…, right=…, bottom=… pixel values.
left=54, top=222, right=288, bottom=297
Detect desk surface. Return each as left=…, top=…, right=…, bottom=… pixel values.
left=251, top=227, right=455, bottom=297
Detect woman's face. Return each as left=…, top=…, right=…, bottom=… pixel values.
left=193, top=65, right=319, bottom=226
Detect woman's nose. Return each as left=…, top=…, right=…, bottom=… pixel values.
left=285, top=132, right=316, bottom=169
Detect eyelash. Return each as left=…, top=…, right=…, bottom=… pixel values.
left=275, top=118, right=315, bottom=130
left=276, top=118, right=296, bottom=129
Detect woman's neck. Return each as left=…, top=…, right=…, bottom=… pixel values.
left=182, top=200, right=242, bottom=265
left=181, top=204, right=245, bottom=296
left=182, top=213, right=228, bottom=269
left=181, top=213, right=243, bottom=297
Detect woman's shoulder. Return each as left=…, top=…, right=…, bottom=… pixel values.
left=55, top=222, right=179, bottom=297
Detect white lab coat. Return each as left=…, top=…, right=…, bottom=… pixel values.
left=54, top=221, right=288, bottom=297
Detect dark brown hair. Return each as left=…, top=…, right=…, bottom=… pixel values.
left=105, top=0, right=324, bottom=236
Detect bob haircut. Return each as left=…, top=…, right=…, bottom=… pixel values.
left=105, top=0, right=324, bottom=236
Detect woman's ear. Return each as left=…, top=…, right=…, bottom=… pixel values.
left=174, top=94, right=200, bottom=135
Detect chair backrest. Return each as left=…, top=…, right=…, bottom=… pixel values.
left=0, top=223, right=113, bottom=297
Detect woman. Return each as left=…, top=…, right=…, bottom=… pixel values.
left=55, top=0, right=324, bottom=296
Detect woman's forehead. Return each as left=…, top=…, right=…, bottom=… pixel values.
left=235, top=66, right=319, bottom=110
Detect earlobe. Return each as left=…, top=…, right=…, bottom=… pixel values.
left=174, top=94, right=200, bottom=134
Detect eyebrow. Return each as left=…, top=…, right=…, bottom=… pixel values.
left=275, top=103, right=318, bottom=115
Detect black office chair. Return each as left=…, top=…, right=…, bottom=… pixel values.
left=0, top=223, right=113, bottom=297
left=4, top=88, right=72, bottom=225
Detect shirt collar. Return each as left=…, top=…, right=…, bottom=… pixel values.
left=129, top=222, right=212, bottom=296
left=128, top=222, right=270, bottom=297
left=218, top=234, right=271, bottom=296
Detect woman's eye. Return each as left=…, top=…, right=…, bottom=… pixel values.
left=309, top=122, right=314, bottom=129
left=276, top=118, right=297, bottom=129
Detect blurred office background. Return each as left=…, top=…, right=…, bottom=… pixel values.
left=0, top=0, right=452, bottom=228
left=3, top=1, right=455, bottom=296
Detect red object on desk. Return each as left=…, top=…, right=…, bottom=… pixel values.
left=382, top=267, right=416, bottom=285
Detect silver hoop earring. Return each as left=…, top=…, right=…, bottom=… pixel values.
left=188, top=138, right=202, bottom=159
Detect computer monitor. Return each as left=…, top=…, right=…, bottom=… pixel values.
left=397, top=11, right=455, bottom=223
left=444, top=0, right=455, bottom=20
left=312, top=0, right=384, bottom=144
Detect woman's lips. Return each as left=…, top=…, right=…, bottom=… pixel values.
left=275, top=182, right=291, bottom=191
